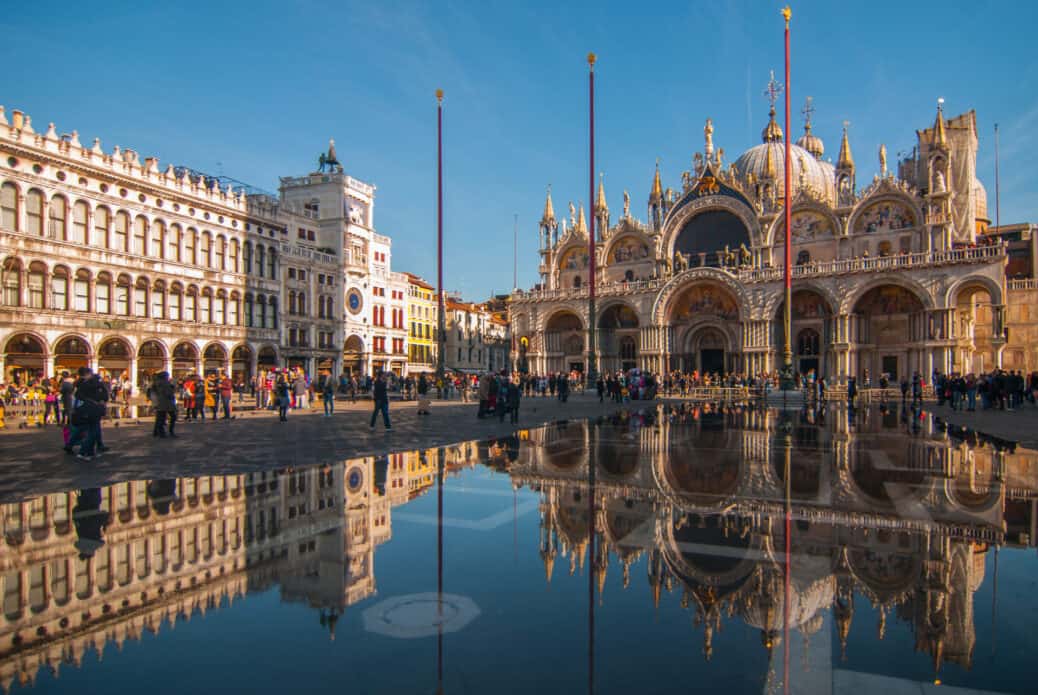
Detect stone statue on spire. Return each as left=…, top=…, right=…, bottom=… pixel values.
left=704, top=118, right=715, bottom=162
left=623, top=190, right=630, bottom=218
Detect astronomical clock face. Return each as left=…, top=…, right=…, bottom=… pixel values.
left=347, top=288, right=363, bottom=315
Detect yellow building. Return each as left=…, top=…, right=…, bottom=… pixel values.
left=404, top=273, right=437, bottom=375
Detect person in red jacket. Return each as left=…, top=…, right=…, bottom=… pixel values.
left=218, top=372, right=234, bottom=419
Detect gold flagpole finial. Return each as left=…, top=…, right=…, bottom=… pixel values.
left=587, top=52, right=597, bottom=69
left=435, top=89, right=444, bottom=103
left=782, top=6, right=792, bottom=24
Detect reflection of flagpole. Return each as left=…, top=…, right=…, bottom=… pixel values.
left=588, top=424, right=597, bottom=694
left=783, top=425, right=792, bottom=695
left=991, top=544, right=999, bottom=657
left=437, top=446, right=445, bottom=694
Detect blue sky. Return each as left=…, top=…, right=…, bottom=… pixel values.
left=2, top=0, right=1036, bottom=299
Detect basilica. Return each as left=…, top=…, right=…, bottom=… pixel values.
left=510, top=99, right=1014, bottom=382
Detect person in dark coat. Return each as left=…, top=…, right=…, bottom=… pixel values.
left=370, top=371, right=391, bottom=430
left=147, top=371, right=178, bottom=437
left=507, top=379, right=521, bottom=424
left=846, top=376, right=857, bottom=406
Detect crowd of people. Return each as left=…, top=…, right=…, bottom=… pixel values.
left=1, top=359, right=1035, bottom=463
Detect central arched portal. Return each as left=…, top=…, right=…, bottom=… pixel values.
left=598, top=303, right=639, bottom=373
left=673, top=209, right=751, bottom=268
left=665, top=283, right=741, bottom=375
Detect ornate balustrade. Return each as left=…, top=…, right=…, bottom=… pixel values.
left=1008, top=278, right=1038, bottom=291
left=512, top=245, right=1006, bottom=303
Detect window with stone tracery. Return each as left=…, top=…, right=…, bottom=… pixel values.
left=0, top=183, right=16, bottom=230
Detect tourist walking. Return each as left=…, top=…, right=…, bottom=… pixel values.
left=417, top=374, right=431, bottom=415
left=293, top=374, right=309, bottom=410
left=70, top=367, right=107, bottom=461
left=322, top=377, right=335, bottom=417
left=507, top=378, right=521, bottom=424
left=275, top=377, right=291, bottom=422
left=218, top=372, right=233, bottom=419
left=147, top=371, right=178, bottom=438
left=370, top=371, right=391, bottom=431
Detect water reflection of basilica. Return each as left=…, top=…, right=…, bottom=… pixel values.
left=0, top=442, right=481, bottom=691
left=513, top=406, right=1038, bottom=674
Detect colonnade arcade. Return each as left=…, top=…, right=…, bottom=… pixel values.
left=521, top=270, right=1005, bottom=381
left=0, top=332, right=281, bottom=386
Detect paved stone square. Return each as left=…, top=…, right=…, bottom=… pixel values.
left=2, top=392, right=1036, bottom=502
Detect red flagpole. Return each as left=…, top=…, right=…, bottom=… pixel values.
left=782, top=7, right=793, bottom=387
left=587, top=53, right=597, bottom=386
left=436, top=89, right=445, bottom=382
left=781, top=10, right=792, bottom=693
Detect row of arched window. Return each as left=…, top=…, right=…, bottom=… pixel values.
left=1, top=257, right=278, bottom=330
left=0, top=181, right=279, bottom=277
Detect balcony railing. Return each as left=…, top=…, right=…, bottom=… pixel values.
left=1008, top=278, right=1038, bottom=290
left=513, top=245, right=1005, bottom=302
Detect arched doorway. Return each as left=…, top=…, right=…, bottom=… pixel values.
left=343, top=335, right=364, bottom=376
left=852, top=285, right=926, bottom=382
left=258, top=344, right=278, bottom=372
left=773, top=289, right=832, bottom=379
left=4, top=333, right=46, bottom=384
left=98, top=338, right=132, bottom=382
left=203, top=343, right=227, bottom=375
left=598, top=304, right=639, bottom=372
left=53, top=336, right=91, bottom=376
left=951, top=281, right=998, bottom=373
left=171, top=342, right=199, bottom=380
left=137, top=340, right=166, bottom=385
left=232, top=345, right=253, bottom=384
left=545, top=311, right=585, bottom=375
left=666, top=283, right=740, bottom=374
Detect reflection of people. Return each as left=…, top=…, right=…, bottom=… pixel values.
left=147, top=479, right=178, bottom=515
left=72, top=488, right=110, bottom=559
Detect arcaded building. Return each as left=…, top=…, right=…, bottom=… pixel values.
left=510, top=100, right=1011, bottom=381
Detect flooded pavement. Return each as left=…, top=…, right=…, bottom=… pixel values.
left=0, top=403, right=1034, bottom=694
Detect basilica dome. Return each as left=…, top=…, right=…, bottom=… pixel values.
left=734, top=109, right=835, bottom=204
left=973, top=179, right=989, bottom=223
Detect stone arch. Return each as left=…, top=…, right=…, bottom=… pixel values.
left=3, top=331, right=48, bottom=382
left=763, top=281, right=838, bottom=319
left=202, top=342, right=228, bottom=374
left=944, top=274, right=1003, bottom=309
left=257, top=344, right=279, bottom=369
left=597, top=301, right=640, bottom=329
left=543, top=309, right=584, bottom=333
left=841, top=276, right=933, bottom=315
left=662, top=195, right=761, bottom=262
left=652, top=267, right=748, bottom=326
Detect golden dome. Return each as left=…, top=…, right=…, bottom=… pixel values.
left=734, top=142, right=835, bottom=203
left=762, top=106, right=783, bottom=143
left=796, top=123, right=825, bottom=159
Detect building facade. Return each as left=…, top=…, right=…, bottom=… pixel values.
left=0, top=107, right=413, bottom=385
left=511, top=102, right=1015, bottom=382
left=404, top=272, right=437, bottom=373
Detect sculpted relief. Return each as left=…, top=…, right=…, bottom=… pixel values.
left=854, top=200, right=916, bottom=234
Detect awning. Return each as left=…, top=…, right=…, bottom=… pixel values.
left=407, top=366, right=436, bottom=374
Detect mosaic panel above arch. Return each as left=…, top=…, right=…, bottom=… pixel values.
left=853, top=199, right=916, bottom=234
left=558, top=246, right=589, bottom=271
left=853, top=285, right=925, bottom=315
left=669, top=284, right=739, bottom=322
left=609, top=236, right=651, bottom=264
left=775, top=209, right=836, bottom=243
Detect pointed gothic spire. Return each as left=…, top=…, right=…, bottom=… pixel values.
left=764, top=142, right=777, bottom=179
left=540, top=185, right=556, bottom=226
left=576, top=203, right=587, bottom=234
left=649, top=161, right=663, bottom=203
left=837, top=124, right=855, bottom=170
left=933, top=99, right=948, bottom=150
left=595, top=173, right=608, bottom=216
